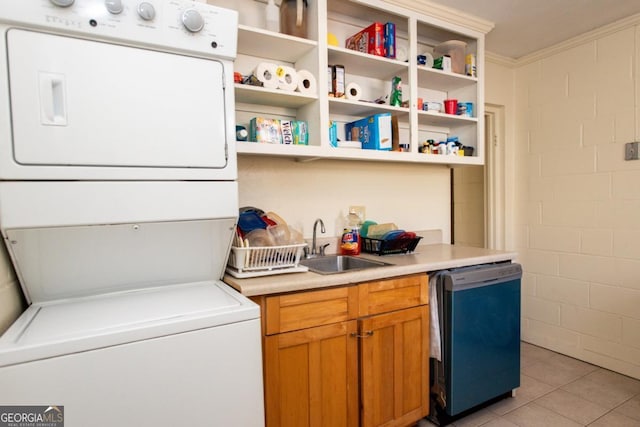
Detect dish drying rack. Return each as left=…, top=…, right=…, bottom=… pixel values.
left=226, top=232, right=308, bottom=278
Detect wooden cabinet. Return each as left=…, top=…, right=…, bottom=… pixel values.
left=360, top=306, right=429, bottom=427
left=264, top=321, right=359, bottom=427
left=255, top=273, right=430, bottom=427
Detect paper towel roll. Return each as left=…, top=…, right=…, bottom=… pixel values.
left=296, top=69, right=317, bottom=95
left=423, top=52, right=434, bottom=68
left=253, top=62, right=279, bottom=89
left=345, top=82, right=362, bottom=101
left=276, top=65, right=298, bottom=91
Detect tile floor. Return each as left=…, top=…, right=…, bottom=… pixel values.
left=421, top=342, right=640, bottom=426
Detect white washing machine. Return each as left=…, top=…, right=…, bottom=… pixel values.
left=0, top=1, right=264, bottom=425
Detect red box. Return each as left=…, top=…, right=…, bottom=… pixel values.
left=346, top=22, right=385, bottom=57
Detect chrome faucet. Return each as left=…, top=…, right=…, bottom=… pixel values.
left=311, top=218, right=326, bottom=256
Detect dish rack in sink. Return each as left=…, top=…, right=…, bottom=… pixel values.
left=226, top=233, right=308, bottom=278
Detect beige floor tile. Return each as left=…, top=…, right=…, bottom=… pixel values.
left=589, top=411, right=640, bottom=427
left=561, top=371, right=640, bottom=410
left=534, top=389, right=609, bottom=425
left=521, top=353, right=598, bottom=387
left=582, top=369, right=640, bottom=396
left=503, top=403, right=582, bottom=427
left=615, top=395, right=640, bottom=422
left=488, top=374, right=555, bottom=416
left=452, top=408, right=497, bottom=427
left=480, top=418, right=519, bottom=427
left=521, top=342, right=557, bottom=368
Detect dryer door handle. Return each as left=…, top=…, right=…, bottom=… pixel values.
left=39, top=72, right=67, bottom=126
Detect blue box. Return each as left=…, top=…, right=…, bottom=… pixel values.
left=384, top=22, right=396, bottom=59
left=345, top=113, right=392, bottom=150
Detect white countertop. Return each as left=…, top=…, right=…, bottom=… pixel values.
left=223, top=244, right=517, bottom=296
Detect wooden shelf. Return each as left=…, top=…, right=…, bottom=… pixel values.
left=328, top=46, right=409, bottom=80
left=238, top=25, right=317, bottom=63
left=417, top=66, right=478, bottom=91
left=328, top=97, right=410, bottom=117
left=235, top=84, right=318, bottom=109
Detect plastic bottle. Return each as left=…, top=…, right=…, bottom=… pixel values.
left=265, top=0, right=279, bottom=33
left=340, top=212, right=361, bottom=255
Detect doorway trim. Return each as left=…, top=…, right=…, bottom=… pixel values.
left=485, top=104, right=506, bottom=250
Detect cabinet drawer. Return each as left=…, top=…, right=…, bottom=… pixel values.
left=265, top=286, right=359, bottom=335
left=358, top=273, right=428, bottom=317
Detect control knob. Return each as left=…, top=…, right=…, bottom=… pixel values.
left=105, top=0, right=124, bottom=14
left=181, top=9, right=204, bottom=33
left=137, top=2, right=156, bottom=21
left=50, top=0, right=75, bottom=6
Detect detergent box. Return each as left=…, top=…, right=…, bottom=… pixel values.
left=344, top=113, right=392, bottom=150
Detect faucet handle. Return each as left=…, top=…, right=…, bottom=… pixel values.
left=319, top=243, right=330, bottom=256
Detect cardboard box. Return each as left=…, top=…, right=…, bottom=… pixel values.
left=292, top=121, right=308, bottom=145
left=346, top=22, right=385, bottom=57
left=344, top=113, right=392, bottom=150
left=384, top=22, right=396, bottom=59
left=249, top=117, right=281, bottom=144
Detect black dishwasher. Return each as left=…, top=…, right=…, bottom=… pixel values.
left=429, top=262, right=522, bottom=425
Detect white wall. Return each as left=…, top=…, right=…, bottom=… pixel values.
left=238, top=155, right=451, bottom=242
left=507, top=22, right=640, bottom=379
left=452, top=166, right=484, bottom=247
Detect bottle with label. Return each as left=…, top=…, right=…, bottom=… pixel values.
left=340, top=212, right=361, bottom=255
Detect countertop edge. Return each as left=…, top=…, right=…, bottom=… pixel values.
left=224, top=244, right=518, bottom=297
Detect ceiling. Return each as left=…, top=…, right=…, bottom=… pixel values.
left=425, top=0, right=640, bottom=59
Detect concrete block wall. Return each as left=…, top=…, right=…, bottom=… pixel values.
left=514, top=22, right=640, bottom=379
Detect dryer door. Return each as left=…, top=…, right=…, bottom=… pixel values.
left=5, top=29, right=233, bottom=179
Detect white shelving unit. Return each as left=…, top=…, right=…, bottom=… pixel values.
left=208, top=0, right=489, bottom=166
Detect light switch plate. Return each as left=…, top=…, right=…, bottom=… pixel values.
left=349, top=205, right=366, bottom=222
left=625, top=142, right=639, bottom=161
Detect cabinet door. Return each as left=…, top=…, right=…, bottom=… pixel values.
left=264, top=321, right=359, bottom=427
left=359, top=306, right=429, bottom=427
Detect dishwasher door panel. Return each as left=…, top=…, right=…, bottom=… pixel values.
left=445, top=276, right=520, bottom=416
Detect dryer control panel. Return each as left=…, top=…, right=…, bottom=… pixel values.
left=0, top=0, right=238, bottom=59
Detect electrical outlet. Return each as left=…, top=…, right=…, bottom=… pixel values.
left=625, top=142, right=639, bottom=161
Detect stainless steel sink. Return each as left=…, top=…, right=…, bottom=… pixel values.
left=300, top=255, right=390, bottom=275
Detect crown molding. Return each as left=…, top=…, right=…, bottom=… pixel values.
left=486, top=52, right=518, bottom=68
left=388, top=0, right=495, bottom=35
left=516, top=12, right=640, bottom=66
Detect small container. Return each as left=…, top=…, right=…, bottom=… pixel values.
left=265, top=0, right=279, bottom=32
left=457, top=102, right=473, bottom=117
left=280, top=0, right=308, bottom=38
left=444, top=99, right=458, bottom=114
left=434, top=40, right=467, bottom=74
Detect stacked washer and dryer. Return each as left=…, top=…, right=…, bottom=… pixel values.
left=0, top=1, right=264, bottom=425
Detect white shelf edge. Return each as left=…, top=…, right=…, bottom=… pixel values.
left=235, top=84, right=318, bottom=108
left=235, top=141, right=483, bottom=166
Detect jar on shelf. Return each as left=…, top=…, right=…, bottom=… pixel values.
left=280, top=0, right=308, bottom=38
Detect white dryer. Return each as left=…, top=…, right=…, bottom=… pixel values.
left=0, top=1, right=264, bottom=426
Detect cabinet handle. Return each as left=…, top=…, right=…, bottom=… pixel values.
left=350, top=331, right=374, bottom=338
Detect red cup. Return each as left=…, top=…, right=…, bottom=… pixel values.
left=444, top=99, right=458, bottom=114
